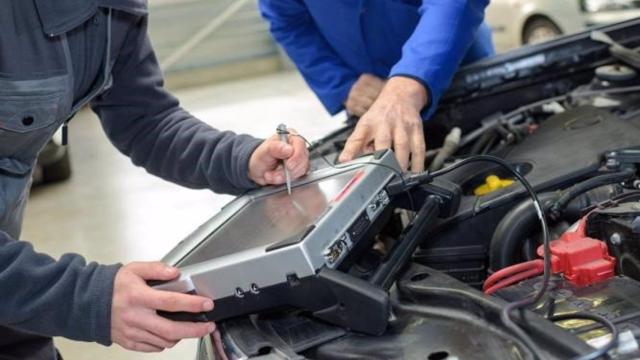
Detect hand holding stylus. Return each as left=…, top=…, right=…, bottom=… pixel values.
left=248, top=126, right=309, bottom=187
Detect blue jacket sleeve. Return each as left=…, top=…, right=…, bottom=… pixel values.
left=91, top=17, right=261, bottom=195
left=259, top=0, right=359, bottom=115
left=390, top=0, right=491, bottom=118
left=0, top=230, right=121, bottom=345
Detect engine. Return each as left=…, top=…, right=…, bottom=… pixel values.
left=213, top=21, right=640, bottom=359
left=293, top=63, right=640, bottom=359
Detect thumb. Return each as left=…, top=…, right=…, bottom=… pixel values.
left=126, top=261, right=179, bottom=281
left=266, top=140, right=293, bottom=161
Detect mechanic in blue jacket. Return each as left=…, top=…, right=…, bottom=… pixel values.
left=260, top=0, right=495, bottom=172
left=0, top=1, right=309, bottom=359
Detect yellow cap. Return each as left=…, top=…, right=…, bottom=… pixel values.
left=474, top=175, right=514, bottom=196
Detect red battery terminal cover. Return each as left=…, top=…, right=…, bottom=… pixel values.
left=537, top=218, right=616, bottom=287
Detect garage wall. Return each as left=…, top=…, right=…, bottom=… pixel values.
left=148, top=0, right=283, bottom=88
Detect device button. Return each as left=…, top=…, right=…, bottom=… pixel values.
left=250, top=283, right=260, bottom=294
left=235, top=287, right=245, bottom=298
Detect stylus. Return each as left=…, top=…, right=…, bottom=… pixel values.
left=277, top=124, right=292, bottom=195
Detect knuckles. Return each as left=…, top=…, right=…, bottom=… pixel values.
left=122, top=340, right=136, bottom=351
left=121, top=310, right=138, bottom=326
left=157, top=325, right=175, bottom=340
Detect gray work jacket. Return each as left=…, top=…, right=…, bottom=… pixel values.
left=0, top=1, right=261, bottom=358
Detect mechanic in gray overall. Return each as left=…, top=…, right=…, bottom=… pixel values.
left=0, top=1, right=310, bottom=359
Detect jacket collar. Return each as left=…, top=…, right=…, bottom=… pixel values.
left=34, top=0, right=148, bottom=36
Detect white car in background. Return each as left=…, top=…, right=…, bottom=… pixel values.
left=486, top=0, right=640, bottom=52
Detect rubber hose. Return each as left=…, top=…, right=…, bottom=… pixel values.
left=562, top=184, right=622, bottom=220
left=549, top=169, right=635, bottom=218
left=489, top=192, right=559, bottom=271
left=491, top=176, right=633, bottom=271
left=470, top=128, right=495, bottom=155
left=429, top=127, right=461, bottom=171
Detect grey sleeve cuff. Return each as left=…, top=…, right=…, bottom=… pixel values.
left=231, top=135, right=263, bottom=192
left=90, top=263, right=122, bottom=346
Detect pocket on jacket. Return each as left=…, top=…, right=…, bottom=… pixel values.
left=0, top=91, right=64, bottom=175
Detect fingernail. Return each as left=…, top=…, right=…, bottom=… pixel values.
left=165, top=266, right=176, bottom=275
left=208, top=323, right=216, bottom=333
left=203, top=300, right=214, bottom=311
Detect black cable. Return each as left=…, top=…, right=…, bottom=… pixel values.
left=430, top=156, right=623, bottom=359
left=549, top=312, right=619, bottom=360
left=549, top=169, right=636, bottom=219
left=293, top=133, right=617, bottom=358
left=430, top=155, right=551, bottom=359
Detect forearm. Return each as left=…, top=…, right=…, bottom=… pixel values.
left=390, top=0, right=490, bottom=116
left=96, top=100, right=262, bottom=195
left=0, top=231, right=120, bottom=345
left=92, top=18, right=262, bottom=195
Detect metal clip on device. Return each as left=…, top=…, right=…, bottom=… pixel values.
left=151, top=149, right=460, bottom=335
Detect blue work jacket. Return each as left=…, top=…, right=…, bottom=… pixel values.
left=260, top=0, right=495, bottom=117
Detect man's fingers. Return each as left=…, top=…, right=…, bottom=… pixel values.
left=359, top=74, right=383, bottom=88
left=345, top=96, right=371, bottom=117
left=361, top=86, right=382, bottom=102
left=267, top=140, right=293, bottom=161
left=364, top=143, right=375, bottom=153
left=143, top=288, right=214, bottom=313
left=122, top=341, right=164, bottom=353
left=128, top=328, right=177, bottom=350
left=410, top=124, right=426, bottom=172
left=374, top=127, right=392, bottom=151
left=284, top=134, right=309, bottom=176
left=127, top=262, right=178, bottom=281
left=288, top=159, right=308, bottom=180
left=339, top=124, right=370, bottom=163
left=146, top=315, right=216, bottom=341
left=348, top=103, right=368, bottom=117
left=264, top=169, right=286, bottom=184
left=393, top=128, right=410, bottom=171
left=354, top=92, right=377, bottom=105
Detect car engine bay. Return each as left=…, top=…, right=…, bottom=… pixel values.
left=203, top=19, right=640, bottom=360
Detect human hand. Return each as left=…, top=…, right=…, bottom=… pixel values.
left=339, top=76, right=428, bottom=172
left=248, top=128, right=309, bottom=185
left=111, top=262, right=216, bottom=352
left=344, top=74, right=386, bottom=117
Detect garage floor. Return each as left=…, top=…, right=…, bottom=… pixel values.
left=21, top=71, right=341, bottom=360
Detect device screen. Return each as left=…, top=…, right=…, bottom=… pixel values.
left=179, top=169, right=360, bottom=266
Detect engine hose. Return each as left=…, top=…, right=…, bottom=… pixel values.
left=562, top=184, right=623, bottom=220
left=429, top=127, right=461, bottom=171
left=548, top=169, right=636, bottom=219
left=469, top=128, right=495, bottom=155
left=489, top=192, right=559, bottom=271
left=490, top=175, right=634, bottom=271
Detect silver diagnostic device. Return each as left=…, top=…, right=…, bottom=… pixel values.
left=154, top=150, right=401, bottom=334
